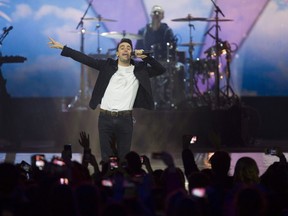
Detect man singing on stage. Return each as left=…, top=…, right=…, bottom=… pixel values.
left=48, top=37, right=166, bottom=163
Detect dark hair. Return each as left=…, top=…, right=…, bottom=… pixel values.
left=116, top=38, right=133, bottom=51
left=209, top=150, right=231, bottom=175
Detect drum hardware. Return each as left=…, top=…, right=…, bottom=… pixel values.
left=68, top=30, right=97, bottom=35
left=151, top=61, right=187, bottom=110
left=203, top=41, right=231, bottom=97
left=165, top=42, right=178, bottom=63
left=83, top=15, right=117, bottom=22
left=0, top=24, right=26, bottom=101
left=204, top=40, right=236, bottom=106
left=67, top=4, right=90, bottom=111
left=192, top=58, right=217, bottom=75
left=171, top=14, right=232, bottom=23
left=178, top=42, right=205, bottom=47
left=204, top=40, right=230, bottom=57
left=175, top=51, right=186, bottom=64
left=67, top=3, right=116, bottom=110
left=168, top=62, right=187, bottom=109
left=83, top=15, right=118, bottom=54
left=206, top=18, right=233, bottom=22
left=204, top=0, right=235, bottom=108
left=171, top=14, right=205, bottom=64
left=169, top=4, right=235, bottom=109
left=171, top=14, right=208, bottom=22
left=177, top=19, right=204, bottom=105
left=189, top=58, right=217, bottom=96
left=166, top=42, right=171, bottom=63
left=149, top=42, right=175, bottom=62
left=223, top=41, right=234, bottom=97
left=172, top=21, right=206, bottom=108
left=151, top=73, right=169, bottom=109
left=100, top=31, right=143, bottom=40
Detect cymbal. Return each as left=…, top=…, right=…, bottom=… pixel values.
left=83, top=16, right=117, bottom=22
left=100, top=31, right=143, bottom=40
left=171, top=14, right=208, bottom=22
left=178, top=42, right=205, bottom=47
left=206, top=18, right=233, bottom=22
left=68, top=30, right=97, bottom=35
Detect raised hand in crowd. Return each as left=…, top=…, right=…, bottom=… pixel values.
left=141, top=154, right=153, bottom=174
left=78, top=131, right=90, bottom=150
left=78, top=131, right=100, bottom=174
left=267, top=147, right=287, bottom=164
left=182, top=148, right=200, bottom=179
left=160, top=151, right=175, bottom=169
left=61, top=144, right=72, bottom=166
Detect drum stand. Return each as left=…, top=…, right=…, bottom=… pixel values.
left=66, top=2, right=93, bottom=111
left=152, top=45, right=178, bottom=110
left=185, top=22, right=205, bottom=107
left=223, top=42, right=235, bottom=97
left=206, top=0, right=238, bottom=108
left=96, top=22, right=102, bottom=54
left=219, top=42, right=239, bottom=107
left=208, top=0, right=238, bottom=108
left=210, top=0, right=223, bottom=108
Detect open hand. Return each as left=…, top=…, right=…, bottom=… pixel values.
left=48, top=36, right=64, bottom=49
left=78, top=131, right=90, bottom=150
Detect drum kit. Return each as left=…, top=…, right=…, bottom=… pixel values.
left=149, top=12, right=235, bottom=110
left=68, top=2, right=234, bottom=111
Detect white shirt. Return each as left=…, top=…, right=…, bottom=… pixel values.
left=100, top=65, right=139, bottom=111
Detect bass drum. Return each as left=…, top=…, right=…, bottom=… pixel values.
left=151, top=61, right=187, bottom=110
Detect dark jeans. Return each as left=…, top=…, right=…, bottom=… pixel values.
left=98, top=112, right=133, bottom=162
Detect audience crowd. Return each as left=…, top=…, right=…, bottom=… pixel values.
left=0, top=131, right=288, bottom=216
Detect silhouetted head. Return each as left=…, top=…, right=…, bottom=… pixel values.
left=234, top=156, right=259, bottom=185
left=0, top=162, right=20, bottom=195
left=124, top=151, right=142, bottom=175
left=209, top=151, right=231, bottom=176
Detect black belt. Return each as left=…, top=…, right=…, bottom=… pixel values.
left=100, top=108, right=132, bottom=117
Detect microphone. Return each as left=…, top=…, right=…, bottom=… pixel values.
left=131, top=50, right=153, bottom=56
left=3, top=26, right=13, bottom=34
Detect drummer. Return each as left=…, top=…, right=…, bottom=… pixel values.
left=135, top=5, right=176, bottom=61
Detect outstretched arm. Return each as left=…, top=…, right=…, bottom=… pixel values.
left=48, top=37, right=102, bottom=69
left=48, top=37, right=64, bottom=50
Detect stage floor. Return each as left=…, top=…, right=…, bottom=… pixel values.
left=1, top=96, right=288, bottom=176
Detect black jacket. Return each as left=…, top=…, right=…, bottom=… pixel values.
left=61, top=46, right=166, bottom=110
